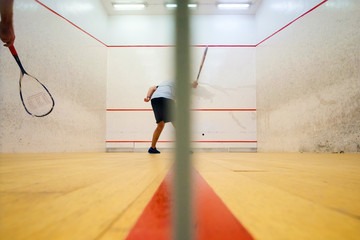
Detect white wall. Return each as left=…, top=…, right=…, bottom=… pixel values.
left=256, top=0, right=360, bottom=152
left=0, top=0, right=107, bottom=152
left=107, top=15, right=256, bottom=45
left=106, top=15, right=257, bottom=150
left=3, top=0, right=354, bottom=153
left=39, top=0, right=109, bottom=44
left=191, top=15, right=256, bottom=45
left=108, top=15, right=174, bottom=45
left=256, top=0, right=324, bottom=43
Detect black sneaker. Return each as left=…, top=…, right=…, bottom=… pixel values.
left=148, top=147, right=160, bottom=154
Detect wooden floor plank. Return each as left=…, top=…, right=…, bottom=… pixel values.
left=0, top=153, right=172, bottom=240
left=1, top=152, right=359, bottom=240
left=194, top=153, right=360, bottom=240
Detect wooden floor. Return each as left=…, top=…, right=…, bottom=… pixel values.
left=0, top=152, right=359, bottom=240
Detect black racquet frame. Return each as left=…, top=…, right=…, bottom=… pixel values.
left=9, top=45, right=55, bottom=117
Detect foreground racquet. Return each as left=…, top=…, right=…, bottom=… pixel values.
left=195, top=46, right=208, bottom=83
left=9, top=45, right=55, bottom=117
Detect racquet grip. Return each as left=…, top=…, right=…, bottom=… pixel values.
left=9, top=45, right=18, bottom=56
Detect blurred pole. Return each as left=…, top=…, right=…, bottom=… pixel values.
left=174, top=0, right=192, bottom=240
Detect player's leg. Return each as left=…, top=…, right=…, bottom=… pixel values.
left=149, top=121, right=165, bottom=153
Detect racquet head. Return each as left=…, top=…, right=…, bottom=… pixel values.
left=9, top=45, right=55, bottom=117
left=19, top=73, right=55, bottom=117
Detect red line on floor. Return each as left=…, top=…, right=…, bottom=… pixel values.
left=125, top=171, right=173, bottom=240
left=106, top=141, right=257, bottom=143
left=256, top=0, right=328, bottom=46
left=193, top=169, right=254, bottom=240
left=125, top=169, right=254, bottom=240
left=106, top=109, right=256, bottom=111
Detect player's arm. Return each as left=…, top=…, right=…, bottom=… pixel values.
left=144, top=86, right=157, bottom=102
left=0, top=0, right=15, bottom=47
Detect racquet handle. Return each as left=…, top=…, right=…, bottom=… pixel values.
left=9, top=45, right=18, bottom=56
left=9, top=45, right=26, bottom=74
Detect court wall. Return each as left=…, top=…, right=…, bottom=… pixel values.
left=0, top=0, right=108, bottom=152
left=256, top=0, right=360, bottom=152
left=106, top=15, right=257, bottom=151
left=1, top=0, right=358, bottom=153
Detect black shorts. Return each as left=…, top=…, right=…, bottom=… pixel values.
left=151, top=97, right=175, bottom=123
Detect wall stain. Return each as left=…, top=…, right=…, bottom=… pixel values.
left=316, top=94, right=336, bottom=105
left=229, top=112, right=246, bottom=130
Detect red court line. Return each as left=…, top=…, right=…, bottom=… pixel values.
left=107, top=109, right=256, bottom=111
left=106, top=141, right=172, bottom=143
left=125, top=169, right=254, bottom=240
left=106, top=141, right=257, bottom=143
left=108, top=45, right=174, bottom=48
left=125, top=171, right=172, bottom=240
left=107, top=109, right=152, bottom=111
left=34, top=0, right=108, bottom=47
left=256, top=0, right=328, bottom=46
left=34, top=0, right=327, bottom=48
left=193, top=45, right=256, bottom=48
left=193, top=109, right=256, bottom=111
left=108, top=45, right=256, bottom=48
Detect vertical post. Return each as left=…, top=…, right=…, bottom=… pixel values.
left=174, top=0, right=192, bottom=240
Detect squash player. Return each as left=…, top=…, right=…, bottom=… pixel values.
left=144, top=80, right=198, bottom=154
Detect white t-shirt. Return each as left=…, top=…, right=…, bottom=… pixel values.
left=151, top=80, right=175, bottom=100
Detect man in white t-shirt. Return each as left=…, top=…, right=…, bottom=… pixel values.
left=144, top=80, right=198, bottom=154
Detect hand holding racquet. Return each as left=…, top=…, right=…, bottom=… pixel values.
left=9, top=45, right=55, bottom=117
left=195, top=46, right=208, bottom=83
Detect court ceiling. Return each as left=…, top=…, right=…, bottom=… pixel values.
left=101, top=0, right=262, bottom=15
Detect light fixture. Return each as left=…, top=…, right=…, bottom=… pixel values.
left=112, top=2, right=146, bottom=10
left=165, top=3, right=198, bottom=8
left=187, top=4, right=198, bottom=8
left=165, top=3, right=177, bottom=8
left=217, top=3, right=250, bottom=9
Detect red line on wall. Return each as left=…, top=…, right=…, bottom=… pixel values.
left=193, top=109, right=256, bottom=111
left=107, top=109, right=256, bottom=111
left=107, top=109, right=153, bottom=111
left=125, top=169, right=254, bottom=240
left=194, top=141, right=257, bottom=143
left=193, top=45, right=256, bottom=48
left=34, top=0, right=108, bottom=47
left=108, top=45, right=174, bottom=48
left=106, top=141, right=257, bottom=143
left=34, top=0, right=328, bottom=48
left=108, top=45, right=256, bottom=48
left=256, top=0, right=328, bottom=46
left=107, top=141, right=172, bottom=143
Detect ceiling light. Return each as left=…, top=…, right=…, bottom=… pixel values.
left=165, top=3, right=177, bottom=8
left=188, top=4, right=198, bottom=8
left=217, top=3, right=250, bottom=9
left=165, top=3, right=198, bottom=8
left=112, top=3, right=146, bottom=10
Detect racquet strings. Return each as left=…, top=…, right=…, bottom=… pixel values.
left=20, top=73, right=54, bottom=117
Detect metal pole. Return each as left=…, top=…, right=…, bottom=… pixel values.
left=174, top=0, right=192, bottom=239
